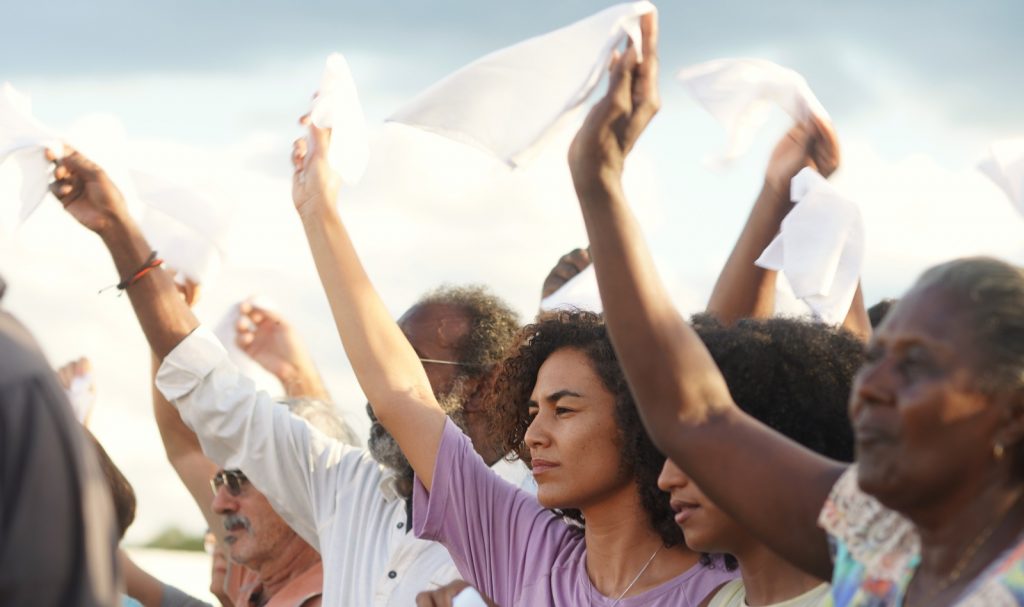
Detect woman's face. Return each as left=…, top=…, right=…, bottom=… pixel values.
left=657, top=458, right=749, bottom=554
left=851, top=286, right=1006, bottom=513
left=524, top=347, right=632, bottom=510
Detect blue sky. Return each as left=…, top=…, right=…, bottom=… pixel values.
left=2, top=1, right=1022, bottom=544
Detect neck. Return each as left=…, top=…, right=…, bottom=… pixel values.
left=907, top=472, right=1024, bottom=600
left=582, top=486, right=699, bottom=599
left=731, top=538, right=822, bottom=606
left=251, top=534, right=321, bottom=599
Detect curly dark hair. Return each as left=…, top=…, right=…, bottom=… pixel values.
left=692, top=313, right=863, bottom=463
left=489, top=309, right=683, bottom=548
left=416, top=285, right=521, bottom=381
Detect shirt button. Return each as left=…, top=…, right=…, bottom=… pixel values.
left=397, top=522, right=404, bottom=529
left=388, top=571, right=397, bottom=579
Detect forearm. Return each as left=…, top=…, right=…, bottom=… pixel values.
left=841, top=282, right=872, bottom=342
left=299, top=204, right=444, bottom=484
left=706, top=181, right=791, bottom=324
left=577, top=178, right=734, bottom=436
left=98, top=217, right=199, bottom=359
left=277, top=363, right=330, bottom=401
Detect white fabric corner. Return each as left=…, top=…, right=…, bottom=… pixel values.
left=978, top=137, right=1024, bottom=217
left=310, top=53, right=370, bottom=186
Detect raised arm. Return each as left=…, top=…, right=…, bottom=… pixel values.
left=567, top=16, right=843, bottom=579
left=291, top=118, right=446, bottom=489
left=704, top=120, right=871, bottom=341
left=235, top=302, right=331, bottom=400
left=48, top=147, right=199, bottom=358
left=705, top=118, right=839, bottom=324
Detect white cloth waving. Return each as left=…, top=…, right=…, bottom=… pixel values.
left=389, top=1, right=656, bottom=167
left=677, top=58, right=830, bottom=165
left=755, top=167, right=864, bottom=326
left=310, top=53, right=369, bottom=186
left=978, top=138, right=1024, bottom=217
left=0, top=83, right=62, bottom=223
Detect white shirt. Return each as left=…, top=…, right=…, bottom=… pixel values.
left=157, top=326, right=532, bottom=607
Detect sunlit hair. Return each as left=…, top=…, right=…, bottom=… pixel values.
left=488, top=309, right=683, bottom=548
left=913, top=257, right=1024, bottom=395
left=281, top=397, right=361, bottom=446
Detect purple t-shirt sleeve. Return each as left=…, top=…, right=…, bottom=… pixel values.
left=414, top=418, right=572, bottom=606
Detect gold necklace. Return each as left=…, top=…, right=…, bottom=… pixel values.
left=905, top=490, right=1024, bottom=607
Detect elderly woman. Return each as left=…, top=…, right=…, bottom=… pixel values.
left=570, top=15, right=1024, bottom=607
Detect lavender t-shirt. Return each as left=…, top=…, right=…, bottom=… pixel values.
left=414, top=419, right=736, bottom=606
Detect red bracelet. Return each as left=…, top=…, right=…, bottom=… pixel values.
left=100, top=251, right=163, bottom=295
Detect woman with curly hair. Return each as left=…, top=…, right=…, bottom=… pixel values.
left=660, top=315, right=862, bottom=607
left=570, top=13, right=1024, bottom=607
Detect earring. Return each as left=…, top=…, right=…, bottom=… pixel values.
left=994, top=442, right=1006, bottom=461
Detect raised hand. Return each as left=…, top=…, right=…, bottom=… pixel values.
left=56, top=356, right=96, bottom=425
left=47, top=147, right=130, bottom=234
left=415, top=581, right=496, bottom=607
left=291, top=112, right=341, bottom=217
left=568, top=13, right=659, bottom=193
left=235, top=301, right=329, bottom=400
left=763, top=114, right=840, bottom=198
left=540, top=247, right=592, bottom=300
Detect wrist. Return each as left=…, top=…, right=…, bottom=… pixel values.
left=297, top=195, right=340, bottom=224
left=573, top=166, right=624, bottom=204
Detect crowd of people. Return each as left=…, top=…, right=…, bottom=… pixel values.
left=3, top=10, right=1024, bottom=607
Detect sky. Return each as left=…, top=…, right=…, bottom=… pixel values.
left=1, top=1, right=1022, bottom=545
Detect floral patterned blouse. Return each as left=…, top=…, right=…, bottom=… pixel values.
left=818, top=466, right=1024, bottom=606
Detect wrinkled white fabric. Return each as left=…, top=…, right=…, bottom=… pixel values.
left=755, top=167, right=864, bottom=325
left=133, top=171, right=233, bottom=285
left=389, top=1, right=655, bottom=167
left=0, top=83, right=62, bottom=223
left=677, top=58, right=830, bottom=165
left=310, top=53, right=369, bottom=186
left=540, top=264, right=603, bottom=313
left=978, top=138, right=1024, bottom=217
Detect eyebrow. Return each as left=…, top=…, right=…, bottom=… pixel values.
left=527, top=389, right=583, bottom=410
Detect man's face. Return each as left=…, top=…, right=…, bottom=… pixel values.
left=210, top=471, right=298, bottom=568
left=367, top=303, right=478, bottom=477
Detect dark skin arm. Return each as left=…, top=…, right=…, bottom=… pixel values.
left=47, top=148, right=199, bottom=359
left=705, top=118, right=871, bottom=341
left=567, top=16, right=845, bottom=580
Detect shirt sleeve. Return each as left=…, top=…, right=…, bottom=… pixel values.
left=412, top=418, right=571, bottom=606
left=156, top=325, right=381, bottom=550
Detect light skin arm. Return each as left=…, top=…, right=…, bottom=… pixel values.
left=235, top=302, right=331, bottom=400
left=292, top=119, right=446, bottom=490
left=567, top=16, right=844, bottom=580
left=705, top=118, right=871, bottom=341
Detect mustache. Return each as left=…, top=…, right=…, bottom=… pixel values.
left=223, top=514, right=251, bottom=533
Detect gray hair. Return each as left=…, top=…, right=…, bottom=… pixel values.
left=913, top=256, right=1024, bottom=394
left=281, top=397, right=361, bottom=446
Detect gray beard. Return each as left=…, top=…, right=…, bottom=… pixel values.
left=366, top=378, right=469, bottom=482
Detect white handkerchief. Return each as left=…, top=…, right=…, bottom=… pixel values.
left=677, top=58, right=830, bottom=165
left=452, top=588, right=489, bottom=607
left=310, top=53, right=369, bottom=185
left=389, top=1, right=656, bottom=167
left=0, top=83, right=62, bottom=223
left=541, top=264, right=603, bottom=313
left=978, top=138, right=1024, bottom=217
left=133, top=171, right=234, bottom=285
left=66, top=373, right=97, bottom=425
left=213, top=297, right=285, bottom=396
left=755, top=167, right=864, bottom=326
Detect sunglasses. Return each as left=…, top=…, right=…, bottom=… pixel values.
left=210, top=469, right=248, bottom=496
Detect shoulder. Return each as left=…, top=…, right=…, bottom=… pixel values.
left=817, top=466, right=918, bottom=588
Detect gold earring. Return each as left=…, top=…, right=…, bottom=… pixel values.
left=994, top=442, right=1006, bottom=461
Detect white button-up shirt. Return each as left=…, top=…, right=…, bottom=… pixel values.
left=156, top=326, right=532, bottom=607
